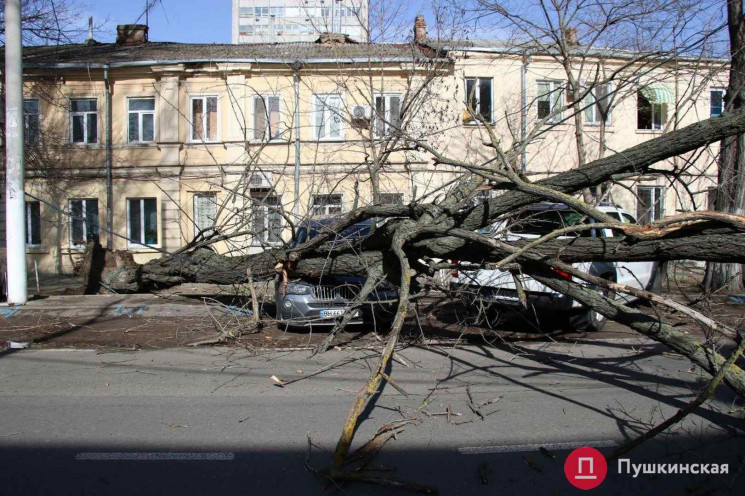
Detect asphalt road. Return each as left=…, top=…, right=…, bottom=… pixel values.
left=0, top=339, right=742, bottom=495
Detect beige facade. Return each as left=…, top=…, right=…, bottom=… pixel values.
left=0, top=31, right=727, bottom=275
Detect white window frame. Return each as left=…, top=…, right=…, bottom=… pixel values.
left=374, top=94, right=402, bottom=137
left=710, top=88, right=725, bottom=117
left=636, top=186, right=664, bottom=225
left=311, top=194, right=343, bottom=217
left=26, top=201, right=42, bottom=247
left=126, top=198, right=159, bottom=248
left=464, top=77, right=493, bottom=124
left=636, top=91, right=667, bottom=131
left=70, top=97, right=98, bottom=144
left=189, top=95, right=220, bottom=143
left=23, top=98, right=41, bottom=145
left=313, top=93, right=345, bottom=141
left=193, top=192, right=218, bottom=237
left=584, top=83, right=613, bottom=126
left=251, top=193, right=283, bottom=246
left=536, top=80, right=563, bottom=123
left=127, top=97, right=156, bottom=143
left=69, top=198, right=99, bottom=248
left=251, top=94, right=284, bottom=141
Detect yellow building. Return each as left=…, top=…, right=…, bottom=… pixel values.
left=0, top=21, right=727, bottom=275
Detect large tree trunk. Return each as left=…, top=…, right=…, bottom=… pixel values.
left=707, top=0, right=745, bottom=292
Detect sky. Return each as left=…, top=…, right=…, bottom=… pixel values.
left=87, top=0, right=234, bottom=43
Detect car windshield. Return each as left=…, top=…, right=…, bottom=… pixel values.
left=508, top=209, right=595, bottom=237
left=294, top=221, right=371, bottom=246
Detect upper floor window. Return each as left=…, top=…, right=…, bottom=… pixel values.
left=70, top=98, right=97, bottom=144
left=464, top=77, right=493, bottom=124
left=312, top=194, right=343, bottom=217
left=253, top=95, right=282, bottom=141
left=26, top=201, right=41, bottom=246
left=70, top=198, right=99, bottom=248
left=584, top=84, right=613, bottom=126
left=536, top=81, right=563, bottom=122
left=23, top=99, right=40, bottom=145
left=314, top=94, right=344, bottom=140
left=636, top=186, right=664, bottom=225
left=711, top=88, right=724, bottom=117
left=191, top=96, right=218, bottom=142
left=374, top=94, right=401, bottom=137
left=128, top=97, right=155, bottom=143
left=637, top=85, right=672, bottom=130
left=127, top=198, right=158, bottom=246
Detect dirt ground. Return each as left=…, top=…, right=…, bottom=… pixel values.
left=2, top=277, right=744, bottom=351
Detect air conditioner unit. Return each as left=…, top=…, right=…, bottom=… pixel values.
left=351, top=105, right=372, bottom=120
left=249, top=171, right=273, bottom=189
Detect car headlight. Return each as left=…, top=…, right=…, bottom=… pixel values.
left=284, top=281, right=312, bottom=295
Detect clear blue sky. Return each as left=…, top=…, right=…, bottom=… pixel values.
left=88, top=0, right=233, bottom=43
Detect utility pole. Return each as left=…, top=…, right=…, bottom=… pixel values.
left=4, top=0, right=28, bottom=304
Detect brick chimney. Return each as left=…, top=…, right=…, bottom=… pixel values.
left=116, top=24, right=148, bottom=45
left=414, top=15, right=427, bottom=44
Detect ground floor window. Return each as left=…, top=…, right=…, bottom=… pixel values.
left=70, top=198, right=99, bottom=247
left=193, top=193, right=217, bottom=237
left=636, top=186, right=664, bottom=225
left=251, top=193, right=282, bottom=245
left=127, top=198, right=158, bottom=246
left=26, top=201, right=41, bottom=246
left=378, top=193, right=404, bottom=205
left=312, top=194, right=343, bottom=217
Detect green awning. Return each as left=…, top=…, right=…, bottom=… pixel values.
left=640, top=83, right=675, bottom=105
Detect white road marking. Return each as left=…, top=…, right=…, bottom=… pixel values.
left=75, top=452, right=235, bottom=461
left=458, top=440, right=618, bottom=455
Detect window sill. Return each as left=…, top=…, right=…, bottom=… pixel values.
left=187, top=140, right=222, bottom=145
left=123, top=142, right=158, bottom=148
left=26, top=246, right=47, bottom=254
left=462, top=121, right=496, bottom=127
left=127, top=244, right=162, bottom=252
left=636, top=129, right=665, bottom=135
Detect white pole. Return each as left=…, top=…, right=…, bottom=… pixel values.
left=5, top=0, right=28, bottom=305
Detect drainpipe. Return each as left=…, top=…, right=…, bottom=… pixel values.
left=520, top=54, right=530, bottom=175
left=293, top=63, right=302, bottom=219
left=104, top=65, right=113, bottom=249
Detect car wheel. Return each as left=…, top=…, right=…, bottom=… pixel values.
left=646, top=262, right=664, bottom=294
left=571, top=286, right=615, bottom=332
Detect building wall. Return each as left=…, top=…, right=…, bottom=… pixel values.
left=232, top=0, right=369, bottom=44
left=2, top=48, right=728, bottom=275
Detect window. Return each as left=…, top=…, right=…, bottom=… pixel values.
left=270, top=7, right=284, bottom=17
left=193, top=193, right=217, bottom=236
left=636, top=186, right=664, bottom=225
left=69, top=199, right=99, bottom=247
left=312, top=194, right=343, bottom=217
left=127, top=198, right=158, bottom=246
left=314, top=94, right=344, bottom=140
left=23, top=99, right=40, bottom=145
left=255, top=6, right=269, bottom=17
left=26, top=201, right=41, bottom=246
left=711, top=89, right=724, bottom=117
left=464, top=77, right=493, bottom=123
left=252, top=193, right=282, bottom=244
left=379, top=193, right=404, bottom=205
left=374, top=95, right=401, bottom=137
left=70, top=98, right=97, bottom=144
left=239, top=7, right=253, bottom=16
left=128, top=98, right=155, bottom=143
left=537, top=81, right=563, bottom=122
left=253, top=95, right=282, bottom=140
left=637, top=90, right=667, bottom=130
left=584, top=84, right=613, bottom=125
left=191, top=96, right=218, bottom=142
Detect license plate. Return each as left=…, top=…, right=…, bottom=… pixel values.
left=320, top=309, right=360, bottom=318
left=321, top=309, right=346, bottom=318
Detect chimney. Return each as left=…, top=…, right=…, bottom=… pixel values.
left=116, top=24, right=148, bottom=45
left=562, top=27, right=578, bottom=47
left=414, top=15, right=427, bottom=44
